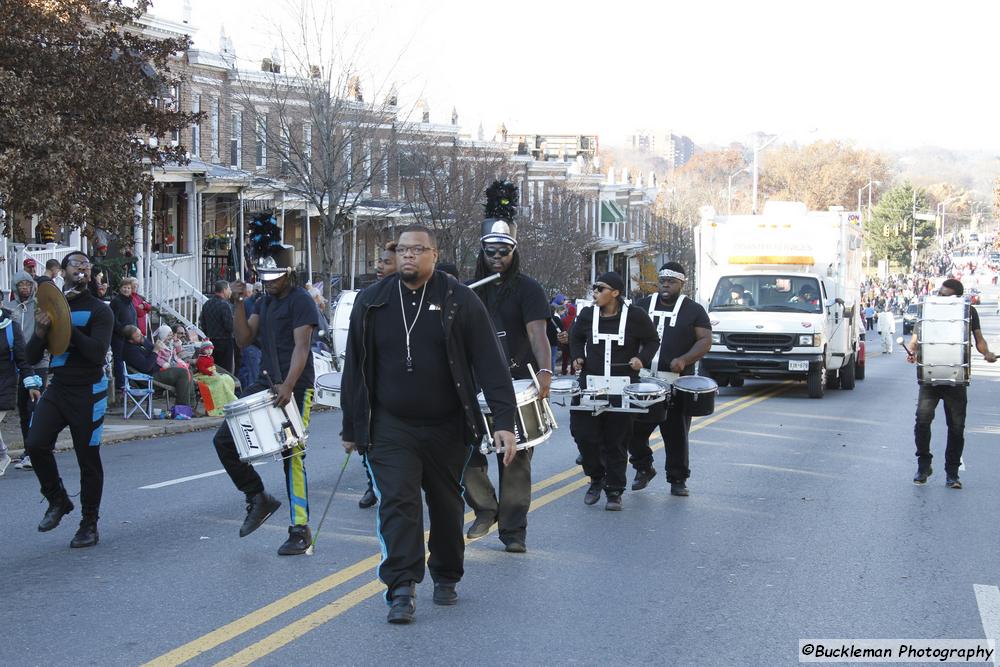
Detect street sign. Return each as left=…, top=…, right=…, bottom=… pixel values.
left=914, top=213, right=937, bottom=221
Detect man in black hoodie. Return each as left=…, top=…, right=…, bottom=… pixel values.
left=25, top=251, right=113, bottom=548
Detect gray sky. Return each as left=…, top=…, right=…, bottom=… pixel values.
left=154, top=0, right=999, bottom=152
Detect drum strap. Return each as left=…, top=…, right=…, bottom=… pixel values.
left=591, top=302, right=629, bottom=376
left=647, top=294, right=685, bottom=369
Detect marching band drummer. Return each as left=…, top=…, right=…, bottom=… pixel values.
left=570, top=271, right=658, bottom=511
left=628, top=262, right=712, bottom=497
left=210, top=215, right=318, bottom=556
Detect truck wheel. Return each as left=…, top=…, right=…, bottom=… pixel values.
left=855, top=357, right=866, bottom=380
left=840, top=355, right=856, bottom=390
left=713, top=374, right=730, bottom=388
left=729, top=376, right=745, bottom=387
left=808, top=363, right=826, bottom=399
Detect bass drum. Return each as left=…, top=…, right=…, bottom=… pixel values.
left=671, top=375, right=718, bottom=417
left=330, top=290, right=357, bottom=368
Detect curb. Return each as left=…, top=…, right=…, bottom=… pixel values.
left=8, top=417, right=225, bottom=459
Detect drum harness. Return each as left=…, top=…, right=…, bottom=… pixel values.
left=647, top=294, right=685, bottom=384
left=572, top=303, right=647, bottom=415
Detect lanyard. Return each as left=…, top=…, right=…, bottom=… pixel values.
left=647, top=294, right=685, bottom=368
left=591, top=302, right=629, bottom=376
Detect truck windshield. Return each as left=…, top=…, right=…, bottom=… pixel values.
left=710, top=275, right=823, bottom=314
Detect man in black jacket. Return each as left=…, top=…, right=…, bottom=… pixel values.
left=199, top=280, right=235, bottom=373
left=341, top=225, right=517, bottom=625
left=109, top=280, right=137, bottom=394
left=25, top=252, right=113, bottom=548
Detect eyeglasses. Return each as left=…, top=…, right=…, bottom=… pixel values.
left=67, top=258, right=91, bottom=268
left=395, top=245, right=434, bottom=256
left=483, top=246, right=513, bottom=258
left=592, top=284, right=610, bottom=293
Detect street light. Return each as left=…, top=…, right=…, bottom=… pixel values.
left=751, top=133, right=780, bottom=215
left=728, top=165, right=751, bottom=215
left=936, top=194, right=962, bottom=246
left=857, top=178, right=880, bottom=222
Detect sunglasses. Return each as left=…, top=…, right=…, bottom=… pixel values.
left=483, top=246, right=513, bottom=258
left=592, top=284, right=611, bottom=293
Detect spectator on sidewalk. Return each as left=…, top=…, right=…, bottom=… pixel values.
left=193, top=355, right=237, bottom=417
left=121, top=325, right=194, bottom=409
left=43, top=259, right=64, bottom=290
left=23, top=258, right=38, bottom=281
left=4, top=271, right=48, bottom=470
left=0, top=308, right=39, bottom=476
left=199, top=280, right=235, bottom=374
left=125, top=277, right=153, bottom=338
left=109, top=280, right=138, bottom=396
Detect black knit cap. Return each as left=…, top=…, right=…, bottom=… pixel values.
left=595, top=271, right=625, bottom=294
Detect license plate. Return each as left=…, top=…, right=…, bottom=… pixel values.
left=788, top=360, right=809, bottom=371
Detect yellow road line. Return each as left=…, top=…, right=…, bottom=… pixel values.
left=146, top=382, right=788, bottom=667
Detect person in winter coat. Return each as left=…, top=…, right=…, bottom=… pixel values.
left=109, top=281, right=138, bottom=393
left=0, top=308, right=39, bottom=476
left=124, top=277, right=152, bottom=338
left=4, top=271, right=47, bottom=469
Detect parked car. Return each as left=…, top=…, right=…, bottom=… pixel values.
left=902, top=303, right=918, bottom=335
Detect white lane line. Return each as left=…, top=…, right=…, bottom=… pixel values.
left=725, top=462, right=841, bottom=479
left=974, top=584, right=1000, bottom=666
left=140, top=462, right=267, bottom=490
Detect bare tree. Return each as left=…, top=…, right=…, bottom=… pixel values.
left=231, top=2, right=408, bottom=301
left=398, top=133, right=513, bottom=276
left=517, top=182, right=595, bottom=297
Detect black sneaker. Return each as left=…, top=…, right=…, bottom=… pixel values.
left=946, top=474, right=962, bottom=489
left=466, top=514, right=496, bottom=539
left=605, top=493, right=623, bottom=511
left=432, top=583, right=458, bottom=606
left=358, top=484, right=377, bottom=509
left=38, top=495, right=74, bottom=532
left=239, top=492, right=281, bottom=537
left=632, top=467, right=657, bottom=491
left=584, top=480, right=603, bottom=505
left=70, top=516, right=99, bottom=548
left=575, top=454, right=584, bottom=466
left=670, top=482, right=690, bottom=497
left=913, top=465, right=933, bottom=485
left=277, top=525, right=311, bottom=555
left=387, top=583, right=416, bottom=624
left=503, top=539, right=527, bottom=554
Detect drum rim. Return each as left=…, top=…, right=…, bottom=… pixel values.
left=315, top=371, right=343, bottom=391
left=223, top=391, right=274, bottom=413
left=623, top=382, right=667, bottom=398
left=672, top=376, right=718, bottom=392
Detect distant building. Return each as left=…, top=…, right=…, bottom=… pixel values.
left=626, top=129, right=696, bottom=169
left=505, top=132, right=599, bottom=163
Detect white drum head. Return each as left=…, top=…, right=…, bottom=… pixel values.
left=331, top=290, right=358, bottom=362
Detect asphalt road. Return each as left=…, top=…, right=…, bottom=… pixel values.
left=4, top=302, right=1000, bottom=666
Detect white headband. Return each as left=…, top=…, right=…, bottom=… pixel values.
left=658, top=269, right=687, bottom=281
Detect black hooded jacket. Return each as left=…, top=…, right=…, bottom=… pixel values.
left=340, top=271, right=517, bottom=451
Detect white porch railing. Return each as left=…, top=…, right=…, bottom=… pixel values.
left=8, top=243, right=80, bottom=290
left=149, top=256, right=207, bottom=337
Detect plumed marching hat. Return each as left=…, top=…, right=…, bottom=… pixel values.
left=249, top=212, right=294, bottom=280
left=480, top=179, right=518, bottom=247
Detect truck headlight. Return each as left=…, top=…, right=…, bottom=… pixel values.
left=712, top=332, right=722, bottom=344
left=798, top=334, right=813, bottom=346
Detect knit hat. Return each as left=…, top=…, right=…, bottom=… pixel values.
left=595, top=271, right=625, bottom=295
left=153, top=324, right=172, bottom=342
left=196, top=355, right=215, bottom=375
left=198, top=341, right=215, bottom=355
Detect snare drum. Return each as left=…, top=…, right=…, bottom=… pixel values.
left=478, top=379, right=554, bottom=454
left=330, top=290, right=357, bottom=364
left=550, top=377, right=580, bottom=403
left=671, top=375, right=718, bottom=417
left=314, top=372, right=342, bottom=408
left=224, top=391, right=307, bottom=462
left=917, top=296, right=970, bottom=385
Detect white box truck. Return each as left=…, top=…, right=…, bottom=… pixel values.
left=694, top=201, right=865, bottom=398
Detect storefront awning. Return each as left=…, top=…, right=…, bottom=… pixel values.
left=600, top=200, right=626, bottom=223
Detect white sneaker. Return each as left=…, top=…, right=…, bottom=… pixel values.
left=15, top=455, right=31, bottom=470
left=0, top=453, right=10, bottom=476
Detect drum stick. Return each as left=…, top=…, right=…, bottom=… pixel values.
left=896, top=336, right=913, bottom=356
left=305, top=451, right=352, bottom=556
left=468, top=273, right=502, bottom=289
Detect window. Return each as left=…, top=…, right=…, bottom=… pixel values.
left=210, top=99, right=219, bottom=160
left=230, top=111, right=242, bottom=167
left=192, top=94, right=201, bottom=156
left=255, top=115, right=266, bottom=168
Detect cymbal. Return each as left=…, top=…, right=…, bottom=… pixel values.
left=36, top=281, right=71, bottom=356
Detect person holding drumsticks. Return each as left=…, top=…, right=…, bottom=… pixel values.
left=569, top=271, right=658, bottom=511
left=340, top=225, right=517, bottom=624
left=902, top=278, right=995, bottom=488
left=628, top=262, right=712, bottom=497
left=210, top=214, right=318, bottom=555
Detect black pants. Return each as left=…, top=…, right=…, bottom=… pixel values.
left=629, top=406, right=692, bottom=483
left=462, top=447, right=533, bottom=544
left=17, top=372, right=47, bottom=441
left=212, top=383, right=313, bottom=526
left=111, top=335, right=125, bottom=391
left=366, top=408, right=473, bottom=593
left=26, top=376, right=109, bottom=517
left=570, top=407, right=633, bottom=494
left=213, top=338, right=235, bottom=375
left=914, top=384, right=967, bottom=473
left=865, top=317, right=875, bottom=331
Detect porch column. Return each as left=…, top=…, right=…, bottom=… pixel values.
left=145, top=190, right=154, bottom=292
left=350, top=210, right=358, bottom=290
left=133, top=193, right=144, bottom=293
left=305, top=205, right=312, bottom=281
left=237, top=190, right=245, bottom=280
left=186, top=181, right=197, bottom=262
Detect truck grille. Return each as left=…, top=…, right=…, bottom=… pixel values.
left=725, top=333, right=795, bottom=351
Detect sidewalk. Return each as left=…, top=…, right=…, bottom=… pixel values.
left=2, top=409, right=225, bottom=459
